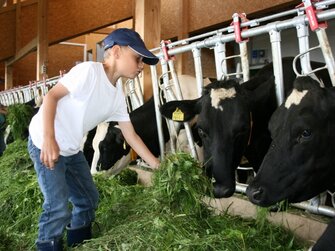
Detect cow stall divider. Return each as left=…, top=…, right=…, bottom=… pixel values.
left=0, top=75, right=60, bottom=106
left=124, top=76, right=144, bottom=112
left=147, top=0, right=335, bottom=218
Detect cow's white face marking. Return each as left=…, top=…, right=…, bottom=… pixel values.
left=285, top=89, right=308, bottom=109
left=210, top=87, right=236, bottom=111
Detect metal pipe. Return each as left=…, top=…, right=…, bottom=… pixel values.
left=293, top=46, right=328, bottom=77
left=213, top=40, right=227, bottom=80
left=236, top=183, right=248, bottom=193
left=161, top=60, right=176, bottom=102
left=295, top=16, right=314, bottom=75
left=239, top=42, right=250, bottom=82
left=316, top=28, right=335, bottom=86
left=150, top=65, right=165, bottom=160
left=168, top=60, right=184, bottom=100
left=160, top=58, right=177, bottom=153
left=269, top=27, right=284, bottom=106
left=292, top=201, right=335, bottom=217
left=135, top=76, right=144, bottom=105
left=192, top=48, right=204, bottom=97
left=125, top=79, right=142, bottom=111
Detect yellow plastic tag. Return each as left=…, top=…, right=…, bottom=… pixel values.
left=172, top=108, right=184, bottom=121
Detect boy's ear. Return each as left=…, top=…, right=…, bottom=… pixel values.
left=109, top=45, right=121, bottom=59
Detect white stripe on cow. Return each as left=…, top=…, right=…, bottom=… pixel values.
left=284, top=89, right=308, bottom=109
left=210, top=87, right=236, bottom=111
left=91, top=122, right=109, bottom=174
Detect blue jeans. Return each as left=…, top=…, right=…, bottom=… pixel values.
left=28, top=137, right=99, bottom=244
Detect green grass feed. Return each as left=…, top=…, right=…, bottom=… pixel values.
left=0, top=141, right=307, bottom=251
left=6, top=103, right=34, bottom=141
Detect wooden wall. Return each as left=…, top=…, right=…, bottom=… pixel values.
left=0, top=0, right=134, bottom=62
left=161, top=0, right=300, bottom=39
left=0, top=0, right=301, bottom=89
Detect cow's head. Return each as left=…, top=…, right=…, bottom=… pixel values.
left=97, top=123, right=130, bottom=171
left=161, top=79, right=253, bottom=198
left=247, top=76, right=335, bottom=207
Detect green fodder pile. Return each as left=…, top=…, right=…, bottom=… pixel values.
left=77, top=153, right=307, bottom=251
left=6, top=103, right=34, bottom=140
left=0, top=139, right=39, bottom=250
left=0, top=142, right=307, bottom=251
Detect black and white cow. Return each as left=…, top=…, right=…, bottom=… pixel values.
left=160, top=58, right=331, bottom=198
left=246, top=76, right=335, bottom=251
left=84, top=97, right=170, bottom=174
left=86, top=75, right=207, bottom=174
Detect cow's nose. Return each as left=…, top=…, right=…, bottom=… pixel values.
left=246, top=186, right=264, bottom=204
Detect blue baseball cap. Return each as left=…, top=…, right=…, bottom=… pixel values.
left=103, top=28, right=159, bottom=65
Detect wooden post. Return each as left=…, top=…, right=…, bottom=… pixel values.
left=36, top=0, right=48, bottom=80
left=134, top=0, right=161, bottom=101
left=177, top=0, right=189, bottom=75
left=5, top=62, right=13, bottom=90
left=15, top=0, right=21, bottom=53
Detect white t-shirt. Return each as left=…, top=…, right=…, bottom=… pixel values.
left=29, top=61, right=130, bottom=156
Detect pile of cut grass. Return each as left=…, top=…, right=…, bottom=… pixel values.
left=6, top=103, right=34, bottom=140
left=0, top=139, right=39, bottom=250
left=0, top=142, right=307, bottom=251
left=77, top=153, right=307, bottom=251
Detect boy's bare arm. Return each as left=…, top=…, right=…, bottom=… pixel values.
left=118, top=121, right=160, bottom=169
left=40, top=83, right=69, bottom=169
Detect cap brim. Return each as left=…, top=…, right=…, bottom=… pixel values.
left=129, top=46, right=159, bottom=65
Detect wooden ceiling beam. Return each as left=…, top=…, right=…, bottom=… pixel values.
left=6, top=37, right=37, bottom=66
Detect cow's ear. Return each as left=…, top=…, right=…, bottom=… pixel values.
left=160, top=98, right=201, bottom=122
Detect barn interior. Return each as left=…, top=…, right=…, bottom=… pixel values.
left=2, top=0, right=334, bottom=93
left=1, top=0, right=335, bottom=250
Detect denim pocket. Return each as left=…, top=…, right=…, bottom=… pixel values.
left=27, top=137, right=40, bottom=162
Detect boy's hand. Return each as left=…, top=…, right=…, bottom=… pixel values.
left=151, top=158, right=160, bottom=170
left=40, top=138, right=60, bottom=170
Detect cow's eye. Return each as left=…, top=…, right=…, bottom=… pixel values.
left=298, top=129, right=312, bottom=143
left=198, top=128, right=207, bottom=138
left=301, top=129, right=311, bottom=138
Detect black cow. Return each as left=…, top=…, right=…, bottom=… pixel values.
left=246, top=76, right=335, bottom=251
left=160, top=57, right=331, bottom=198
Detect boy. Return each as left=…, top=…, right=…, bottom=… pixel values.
left=28, top=28, right=160, bottom=251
